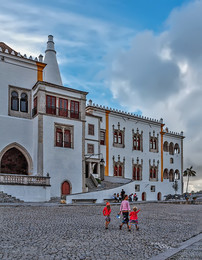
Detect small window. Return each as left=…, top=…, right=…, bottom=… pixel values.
left=135, top=185, right=140, bottom=192
left=33, top=97, right=37, bottom=116
left=118, top=133, right=122, bottom=144
left=88, top=124, right=94, bottom=135
left=20, top=93, right=28, bottom=113
left=100, top=131, right=105, bottom=145
left=59, top=98, right=68, bottom=117
left=55, top=125, right=73, bottom=148
left=170, top=158, right=174, bottom=164
left=11, top=91, right=19, bottom=111
left=87, top=144, right=94, bottom=154
left=46, top=95, right=56, bottom=115
left=64, top=129, right=71, bottom=148
left=114, top=131, right=118, bottom=143
left=151, top=186, right=155, bottom=192
left=70, top=100, right=79, bottom=119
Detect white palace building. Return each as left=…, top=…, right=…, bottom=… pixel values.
left=0, top=36, right=184, bottom=202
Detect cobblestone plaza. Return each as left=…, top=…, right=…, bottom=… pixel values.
left=0, top=203, right=201, bottom=260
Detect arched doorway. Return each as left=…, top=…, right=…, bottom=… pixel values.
left=142, top=192, right=146, bottom=201
left=157, top=192, right=162, bottom=201
left=61, top=181, right=71, bottom=196
left=0, top=148, right=28, bottom=174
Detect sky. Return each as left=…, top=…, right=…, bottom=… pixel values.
left=1, top=0, right=202, bottom=192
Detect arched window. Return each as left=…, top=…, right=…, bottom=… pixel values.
left=114, top=165, right=118, bottom=176
left=119, top=165, right=122, bottom=176
left=153, top=168, right=156, bottom=179
left=133, top=167, right=136, bottom=180
left=174, top=143, right=180, bottom=154
left=163, top=141, right=168, bottom=152
left=163, top=168, right=168, bottom=179
left=118, top=133, right=122, bottom=144
left=150, top=138, right=153, bottom=149
left=153, top=139, right=156, bottom=150
left=169, top=143, right=174, bottom=155
left=137, top=167, right=140, bottom=180
left=20, top=93, right=28, bottom=112
left=169, top=169, right=174, bottom=182
left=175, top=170, right=180, bottom=180
left=150, top=168, right=153, bottom=179
left=137, top=137, right=140, bottom=150
left=114, top=132, right=118, bottom=143
left=11, top=91, right=19, bottom=111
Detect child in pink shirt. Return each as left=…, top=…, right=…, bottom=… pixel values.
left=103, top=202, right=111, bottom=229
left=119, top=194, right=131, bottom=230
left=128, top=206, right=140, bottom=231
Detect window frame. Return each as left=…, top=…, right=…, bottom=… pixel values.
left=88, top=124, right=95, bottom=136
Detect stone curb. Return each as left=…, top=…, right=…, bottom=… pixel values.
left=149, top=233, right=202, bottom=260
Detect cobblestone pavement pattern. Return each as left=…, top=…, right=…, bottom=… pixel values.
left=0, top=203, right=201, bottom=260
left=167, top=239, right=202, bottom=260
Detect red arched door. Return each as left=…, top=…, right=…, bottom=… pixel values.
left=142, top=192, right=146, bottom=201
left=61, top=181, right=70, bottom=195
left=157, top=192, right=162, bottom=201
left=1, top=148, right=28, bottom=174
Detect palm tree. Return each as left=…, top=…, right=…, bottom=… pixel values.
left=183, top=166, right=196, bottom=193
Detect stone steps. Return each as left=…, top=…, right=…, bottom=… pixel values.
left=0, top=191, right=24, bottom=203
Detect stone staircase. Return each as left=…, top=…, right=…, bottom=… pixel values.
left=0, top=191, right=24, bottom=203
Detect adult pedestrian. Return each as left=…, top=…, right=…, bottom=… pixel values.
left=120, top=189, right=125, bottom=201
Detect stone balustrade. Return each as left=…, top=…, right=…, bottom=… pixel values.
left=0, top=174, right=50, bottom=186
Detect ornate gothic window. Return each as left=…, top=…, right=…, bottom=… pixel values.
left=132, top=158, right=143, bottom=181
left=113, top=124, right=125, bottom=148
left=132, top=128, right=143, bottom=151
left=149, top=159, right=159, bottom=181
left=113, top=155, right=125, bottom=177
left=149, top=131, right=159, bottom=153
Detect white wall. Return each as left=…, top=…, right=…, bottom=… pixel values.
left=43, top=116, right=83, bottom=198
left=0, top=184, right=50, bottom=202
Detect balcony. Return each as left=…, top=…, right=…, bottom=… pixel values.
left=0, top=173, right=50, bottom=186
left=46, top=106, right=80, bottom=119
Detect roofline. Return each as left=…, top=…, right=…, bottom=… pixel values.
left=164, top=132, right=185, bottom=139
left=32, top=81, right=88, bottom=95
left=86, top=105, right=162, bottom=126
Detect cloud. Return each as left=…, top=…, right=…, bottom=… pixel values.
left=106, top=0, right=202, bottom=189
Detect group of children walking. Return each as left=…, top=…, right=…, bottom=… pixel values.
left=103, top=194, right=140, bottom=231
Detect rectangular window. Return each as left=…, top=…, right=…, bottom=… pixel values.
left=59, top=98, right=68, bottom=117
left=56, top=128, right=63, bottom=147
left=88, top=124, right=94, bottom=135
left=64, top=129, right=71, bottom=148
left=55, top=124, right=73, bottom=148
left=46, top=95, right=56, bottom=115
left=33, top=97, right=37, bottom=116
left=87, top=144, right=94, bottom=154
left=151, top=185, right=155, bottom=192
left=135, top=185, right=140, bottom=192
left=100, top=131, right=105, bottom=145
left=70, top=100, right=79, bottom=119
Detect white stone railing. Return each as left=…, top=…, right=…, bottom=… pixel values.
left=0, top=174, right=50, bottom=186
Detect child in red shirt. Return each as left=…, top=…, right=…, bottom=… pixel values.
left=128, top=206, right=140, bottom=231
left=103, top=202, right=111, bottom=229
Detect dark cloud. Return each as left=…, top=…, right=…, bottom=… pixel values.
left=106, top=0, right=202, bottom=190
